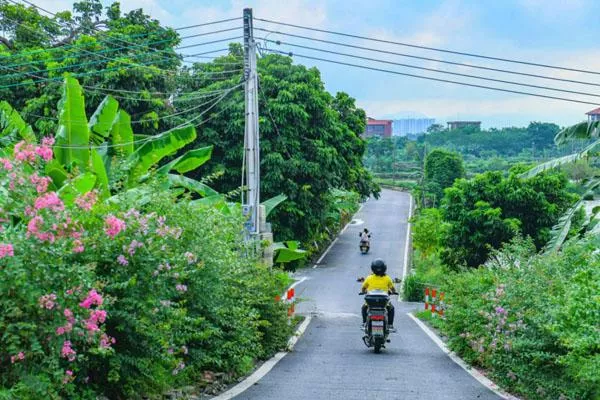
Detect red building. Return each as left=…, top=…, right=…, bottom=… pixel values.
left=586, top=107, right=600, bottom=122
left=364, top=118, right=393, bottom=138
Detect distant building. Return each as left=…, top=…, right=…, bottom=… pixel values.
left=364, top=118, right=393, bottom=138
left=392, top=118, right=436, bottom=136
left=586, top=107, right=600, bottom=122
left=447, top=121, right=481, bottom=131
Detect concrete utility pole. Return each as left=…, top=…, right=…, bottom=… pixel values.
left=242, top=8, right=273, bottom=266
left=242, top=8, right=260, bottom=236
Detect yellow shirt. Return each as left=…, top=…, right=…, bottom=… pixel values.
left=361, top=274, right=395, bottom=292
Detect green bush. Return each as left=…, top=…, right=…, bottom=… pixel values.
left=440, top=238, right=600, bottom=400
left=0, top=142, right=291, bottom=399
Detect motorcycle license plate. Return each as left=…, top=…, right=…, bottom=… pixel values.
left=372, top=321, right=384, bottom=334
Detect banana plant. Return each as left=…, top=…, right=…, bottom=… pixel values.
left=520, top=120, right=600, bottom=251
left=51, top=76, right=216, bottom=200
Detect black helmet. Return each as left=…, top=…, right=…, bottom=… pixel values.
left=371, top=258, right=387, bottom=276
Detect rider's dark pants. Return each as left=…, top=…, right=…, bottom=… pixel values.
left=362, top=303, right=395, bottom=326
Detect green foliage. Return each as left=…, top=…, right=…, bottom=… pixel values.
left=0, top=0, right=180, bottom=137
left=178, top=51, right=378, bottom=245
left=440, top=170, right=576, bottom=268
left=439, top=237, right=600, bottom=400
left=424, top=148, right=465, bottom=201
left=411, top=208, right=447, bottom=257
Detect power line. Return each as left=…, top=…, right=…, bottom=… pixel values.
left=259, top=38, right=600, bottom=99
left=264, top=49, right=600, bottom=106
left=174, top=18, right=242, bottom=31
left=50, top=83, right=243, bottom=150
left=254, top=27, right=600, bottom=88
left=256, top=17, right=600, bottom=76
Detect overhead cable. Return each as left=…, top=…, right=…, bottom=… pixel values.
left=254, top=27, right=600, bottom=88
left=255, top=17, right=600, bottom=76
left=259, top=38, right=600, bottom=98
left=264, top=49, right=600, bottom=106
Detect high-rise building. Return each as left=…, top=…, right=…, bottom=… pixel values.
left=447, top=121, right=481, bottom=130
left=392, top=118, right=436, bottom=136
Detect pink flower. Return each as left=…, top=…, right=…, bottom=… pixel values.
left=14, top=141, right=37, bottom=163
left=127, top=240, right=143, bottom=256
left=34, top=192, right=64, bottom=212
left=79, top=289, right=103, bottom=309
left=104, top=215, right=126, bottom=238
left=0, top=158, right=13, bottom=171
left=30, top=173, right=51, bottom=194
left=35, top=140, right=54, bottom=162
left=61, top=341, right=76, bottom=361
left=10, top=352, right=25, bottom=364
left=38, top=293, right=57, bottom=310
left=117, top=255, right=128, bottom=266
left=72, top=239, right=84, bottom=253
left=62, top=369, right=74, bottom=384
left=64, top=308, right=75, bottom=323
left=75, top=191, right=97, bottom=211
left=0, top=243, right=14, bottom=259
left=176, top=284, right=188, bottom=293
left=100, top=333, right=116, bottom=349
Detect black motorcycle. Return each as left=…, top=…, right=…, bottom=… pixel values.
left=359, top=289, right=398, bottom=353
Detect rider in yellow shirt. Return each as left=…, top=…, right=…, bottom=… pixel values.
left=360, top=258, right=398, bottom=330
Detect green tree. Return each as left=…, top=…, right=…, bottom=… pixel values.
left=424, top=148, right=465, bottom=200
left=0, top=0, right=180, bottom=137
left=175, top=50, right=379, bottom=243
left=441, top=171, right=576, bottom=268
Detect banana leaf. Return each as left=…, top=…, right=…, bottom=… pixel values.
left=157, top=146, right=213, bottom=175
left=555, top=120, right=600, bottom=145
left=261, top=194, right=287, bottom=217
left=519, top=138, right=600, bottom=179
left=273, top=241, right=307, bottom=263
left=91, top=149, right=110, bottom=197
left=127, top=125, right=196, bottom=185
left=58, top=172, right=96, bottom=206
left=89, top=95, right=119, bottom=144
left=54, top=76, right=90, bottom=168
left=0, top=101, right=35, bottom=143
left=110, top=110, right=134, bottom=156
left=544, top=201, right=582, bottom=253
left=168, top=174, right=218, bottom=197
left=45, top=160, right=69, bottom=189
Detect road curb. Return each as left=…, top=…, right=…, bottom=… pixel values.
left=407, top=313, right=521, bottom=400
left=211, top=315, right=313, bottom=400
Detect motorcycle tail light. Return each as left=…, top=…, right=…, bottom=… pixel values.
left=371, top=315, right=385, bottom=321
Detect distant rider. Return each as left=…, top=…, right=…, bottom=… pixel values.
left=360, top=258, right=398, bottom=331
left=359, top=228, right=371, bottom=245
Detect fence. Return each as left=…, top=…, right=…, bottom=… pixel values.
left=424, top=287, right=445, bottom=317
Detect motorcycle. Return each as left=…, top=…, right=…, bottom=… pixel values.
left=359, top=233, right=371, bottom=254
left=359, top=288, right=398, bottom=353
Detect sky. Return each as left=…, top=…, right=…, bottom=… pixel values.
left=31, top=0, right=600, bottom=128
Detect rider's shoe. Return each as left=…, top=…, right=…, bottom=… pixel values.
left=389, top=325, right=396, bottom=332
left=360, top=323, right=366, bottom=330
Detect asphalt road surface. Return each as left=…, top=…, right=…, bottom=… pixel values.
left=238, top=189, right=501, bottom=400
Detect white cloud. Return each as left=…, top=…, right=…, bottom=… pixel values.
left=518, top=0, right=589, bottom=19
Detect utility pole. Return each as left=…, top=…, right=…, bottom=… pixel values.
left=242, top=9, right=273, bottom=266
left=242, top=8, right=260, bottom=236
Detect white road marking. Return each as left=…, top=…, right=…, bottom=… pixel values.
left=282, top=276, right=308, bottom=297
left=212, top=315, right=313, bottom=400
left=402, top=195, right=413, bottom=284
left=313, top=237, right=339, bottom=268
left=407, top=313, right=521, bottom=400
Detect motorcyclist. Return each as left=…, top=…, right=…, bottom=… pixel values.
left=360, top=258, right=398, bottom=331
left=359, top=228, right=371, bottom=246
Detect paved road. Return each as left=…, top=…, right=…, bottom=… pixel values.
left=238, top=190, right=500, bottom=400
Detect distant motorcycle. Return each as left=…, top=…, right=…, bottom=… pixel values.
left=359, top=289, right=397, bottom=353
left=359, top=232, right=371, bottom=254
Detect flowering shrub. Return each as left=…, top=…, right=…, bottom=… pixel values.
left=0, top=142, right=291, bottom=398
left=441, top=238, right=599, bottom=400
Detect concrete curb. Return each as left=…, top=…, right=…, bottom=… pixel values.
left=407, top=313, right=521, bottom=400
left=211, top=315, right=313, bottom=400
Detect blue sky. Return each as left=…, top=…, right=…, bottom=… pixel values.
left=39, top=0, right=600, bottom=128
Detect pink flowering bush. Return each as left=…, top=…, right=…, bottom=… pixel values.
left=441, top=238, right=599, bottom=400
left=0, top=140, right=291, bottom=399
